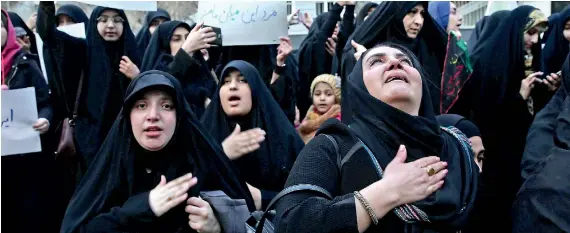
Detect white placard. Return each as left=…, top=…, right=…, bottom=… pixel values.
left=197, top=2, right=288, bottom=46
left=80, top=1, right=157, bottom=11
left=58, top=23, right=86, bottom=39
left=1, top=87, right=42, bottom=156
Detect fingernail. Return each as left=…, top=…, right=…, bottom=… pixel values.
left=399, top=145, right=405, bottom=152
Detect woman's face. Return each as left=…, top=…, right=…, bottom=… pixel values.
left=564, top=20, right=570, bottom=41
left=312, top=82, right=336, bottom=114
left=402, top=4, right=425, bottom=39
left=57, top=15, right=76, bottom=27
left=130, top=89, right=177, bottom=151
left=469, top=136, right=485, bottom=173
left=447, top=2, right=463, bottom=33
left=1, top=18, right=7, bottom=48
left=149, top=17, right=167, bottom=35
left=220, top=70, right=253, bottom=117
left=170, top=26, right=189, bottom=56
left=524, top=26, right=540, bottom=49
left=362, top=46, right=423, bottom=115
left=96, top=9, right=124, bottom=42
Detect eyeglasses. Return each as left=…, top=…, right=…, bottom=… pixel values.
left=96, top=16, right=125, bottom=24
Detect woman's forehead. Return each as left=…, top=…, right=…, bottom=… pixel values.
left=100, top=9, right=120, bottom=17
left=140, top=89, right=172, bottom=99
left=364, top=46, right=407, bottom=60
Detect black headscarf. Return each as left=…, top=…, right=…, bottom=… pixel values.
left=541, top=6, right=570, bottom=76
left=347, top=43, right=478, bottom=229
left=467, top=10, right=510, bottom=54
left=355, top=2, right=378, bottom=28
left=436, top=114, right=481, bottom=138
left=201, top=60, right=304, bottom=193
left=217, top=45, right=277, bottom=84
left=521, top=54, right=570, bottom=181
left=74, top=7, right=141, bottom=165
left=61, top=70, right=255, bottom=233
left=140, top=20, right=191, bottom=71
left=469, top=6, right=547, bottom=108
left=56, top=4, right=89, bottom=29
left=7, top=11, right=38, bottom=54
left=135, top=8, right=171, bottom=56
left=341, top=1, right=447, bottom=120
left=141, top=20, right=217, bottom=119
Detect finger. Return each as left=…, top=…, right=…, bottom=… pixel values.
left=527, top=71, right=544, bottom=79
left=188, top=219, right=204, bottom=231
left=425, top=161, right=447, bottom=175
left=426, top=180, right=444, bottom=195
left=546, top=76, right=555, bottom=84
left=203, top=31, right=217, bottom=39
left=157, top=175, right=167, bottom=188
left=389, top=145, right=407, bottom=164
left=429, top=169, right=448, bottom=185
left=121, top=56, right=132, bottom=64
left=232, top=124, right=241, bottom=136
left=192, top=22, right=204, bottom=32
left=169, top=177, right=197, bottom=197
left=199, top=26, right=214, bottom=33
left=164, top=173, right=194, bottom=189
left=185, top=204, right=208, bottom=217
left=203, top=37, right=217, bottom=43
left=411, top=156, right=441, bottom=168
left=186, top=196, right=209, bottom=208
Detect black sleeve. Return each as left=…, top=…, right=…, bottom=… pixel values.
left=37, top=1, right=85, bottom=48
left=317, top=4, right=343, bottom=41
left=167, top=50, right=202, bottom=82
left=270, top=65, right=296, bottom=123
left=260, top=189, right=278, bottom=210
left=337, top=5, right=355, bottom=56
left=275, top=135, right=359, bottom=233
left=24, top=61, right=53, bottom=122
left=78, top=191, right=159, bottom=232
left=521, top=89, right=565, bottom=181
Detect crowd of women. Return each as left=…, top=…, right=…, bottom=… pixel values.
left=1, top=1, right=570, bottom=232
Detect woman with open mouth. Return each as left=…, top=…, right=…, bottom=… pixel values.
left=275, top=42, right=478, bottom=233
left=341, top=1, right=447, bottom=122
left=60, top=70, right=255, bottom=233
left=201, top=60, right=304, bottom=211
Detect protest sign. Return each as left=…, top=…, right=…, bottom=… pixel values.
left=1, top=87, right=42, bottom=156
left=197, top=2, right=287, bottom=46
left=81, top=1, right=157, bottom=11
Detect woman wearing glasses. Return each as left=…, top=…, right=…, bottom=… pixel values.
left=37, top=2, right=141, bottom=172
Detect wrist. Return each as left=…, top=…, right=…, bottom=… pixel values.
left=276, top=59, right=285, bottom=67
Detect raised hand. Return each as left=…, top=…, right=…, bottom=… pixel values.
left=182, top=22, right=217, bottom=54
left=149, top=173, right=197, bottom=217
left=221, top=124, right=266, bottom=160
left=119, top=56, right=140, bottom=80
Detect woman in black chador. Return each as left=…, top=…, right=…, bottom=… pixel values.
left=201, top=60, right=304, bottom=211
left=135, top=8, right=171, bottom=56
left=37, top=1, right=142, bottom=168
left=275, top=43, right=478, bottom=233
left=341, top=1, right=447, bottom=121
left=60, top=70, right=255, bottom=233
left=466, top=5, right=553, bottom=232
left=140, top=21, right=217, bottom=118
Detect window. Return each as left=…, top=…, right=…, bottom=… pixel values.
left=287, top=1, right=292, bottom=15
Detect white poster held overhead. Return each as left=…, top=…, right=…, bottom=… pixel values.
left=1, top=87, right=42, bottom=156
left=197, top=2, right=288, bottom=46
left=80, top=1, right=157, bottom=11
left=35, top=23, right=86, bottom=83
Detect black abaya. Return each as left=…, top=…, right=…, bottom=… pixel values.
left=467, top=10, right=510, bottom=54
left=140, top=20, right=216, bottom=118
left=60, top=71, right=255, bottom=233
left=135, top=8, right=171, bottom=56
left=201, top=60, right=304, bottom=209
left=541, top=6, right=570, bottom=76
left=8, top=11, right=39, bottom=55
left=275, top=43, right=478, bottom=233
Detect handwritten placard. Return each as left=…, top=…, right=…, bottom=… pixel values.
left=80, top=1, right=157, bottom=11
left=1, top=87, right=42, bottom=156
left=197, top=2, right=287, bottom=46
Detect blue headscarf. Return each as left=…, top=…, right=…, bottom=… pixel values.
left=428, top=1, right=450, bottom=32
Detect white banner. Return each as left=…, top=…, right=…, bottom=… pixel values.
left=1, top=87, right=42, bottom=156
left=80, top=1, right=157, bottom=11
left=197, top=2, right=288, bottom=46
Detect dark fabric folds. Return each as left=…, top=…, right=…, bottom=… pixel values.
left=135, top=8, right=171, bottom=56
left=60, top=70, right=255, bottom=233
left=201, top=60, right=304, bottom=208
left=541, top=6, right=570, bottom=76
left=341, top=1, right=447, bottom=122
